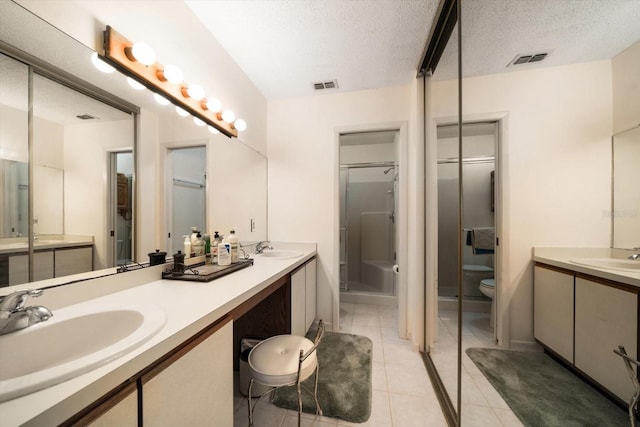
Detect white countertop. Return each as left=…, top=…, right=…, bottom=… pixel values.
left=532, top=247, right=640, bottom=287
left=0, top=235, right=94, bottom=255
left=0, top=242, right=316, bottom=427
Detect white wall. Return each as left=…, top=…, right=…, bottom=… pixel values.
left=612, top=40, right=640, bottom=133
left=268, top=85, right=413, bottom=332
left=430, top=60, right=613, bottom=347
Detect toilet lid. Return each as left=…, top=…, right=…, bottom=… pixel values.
left=463, top=264, right=494, bottom=272
left=480, top=278, right=495, bottom=287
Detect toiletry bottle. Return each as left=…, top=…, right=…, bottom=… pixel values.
left=203, top=234, right=211, bottom=264
left=225, top=229, right=239, bottom=263
left=193, top=231, right=204, bottom=257
left=190, top=227, right=199, bottom=248
left=212, top=231, right=220, bottom=262
left=218, top=242, right=231, bottom=266
left=183, top=235, right=191, bottom=259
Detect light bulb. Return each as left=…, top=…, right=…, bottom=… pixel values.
left=130, top=42, right=156, bottom=66
left=159, top=64, right=183, bottom=84
left=91, top=52, right=114, bottom=73
left=127, top=77, right=145, bottom=90
left=193, top=117, right=205, bottom=127
left=221, top=109, right=235, bottom=123
left=175, top=106, right=189, bottom=117
left=234, top=119, right=247, bottom=132
left=185, top=84, right=205, bottom=100
left=153, top=93, right=170, bottom=105
left=208, top=126, right=220, bottom=135
left=205, top=98, right=221, bottom=112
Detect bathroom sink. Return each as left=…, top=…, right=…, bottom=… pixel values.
left=570, top=257, right=640, bottom=272
left=0, top=303, right=166, bottom=402
left=257, top=249, right=303, bottom=260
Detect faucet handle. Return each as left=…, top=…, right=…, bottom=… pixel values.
left=0, top=289, right=43, bottom=313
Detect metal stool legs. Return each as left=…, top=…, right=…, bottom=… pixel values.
left=615, top=345, right=640, bottom=427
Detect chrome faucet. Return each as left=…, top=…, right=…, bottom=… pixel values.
left=0, top=289, right=53, bottom=335
left=629, top=253, right=640, bottom=260
left=254, top=241, right=274, bottom=254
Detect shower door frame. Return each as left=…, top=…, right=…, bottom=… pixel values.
left=339, top=161, right=398, bottom=295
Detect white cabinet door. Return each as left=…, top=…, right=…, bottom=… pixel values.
left=533, top=265, right=574, bottom=362
left=9, top=251, right=54, bottom=285
left=575, top=277, right=637, bottom=401
left=291, top=266, right=306, bottom=336
left=55, top=246, right=92, bottom=277
left=305, top=258, right=317, bottom=332
left=87, top=386, right=137, bottom=427
left=142, top=319, right=234, bottom=427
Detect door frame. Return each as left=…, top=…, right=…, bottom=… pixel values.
left=426, top=111, right=509, bottom=349
left=334, top=121, right=409, bottom=338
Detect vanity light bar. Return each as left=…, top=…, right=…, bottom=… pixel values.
left=100, top=25, right=238, bottom=138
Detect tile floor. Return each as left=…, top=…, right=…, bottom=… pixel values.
left=233, top=303, right=522, bottom=427
left=430, top=309, right=523, bottom=427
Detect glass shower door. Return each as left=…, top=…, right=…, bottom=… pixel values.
left=341, top=165, right=396, bottom=296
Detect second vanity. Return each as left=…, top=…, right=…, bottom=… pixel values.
left=533, top=247, right=640, bottom=406
left=0, top=242, right=317, bottom=426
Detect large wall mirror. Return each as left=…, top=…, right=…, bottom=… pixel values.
left=424, top=0, right=640, bottom=425
left=0, top=1, right=268, bottom=289
left=613, top=124, right=640, bottom=249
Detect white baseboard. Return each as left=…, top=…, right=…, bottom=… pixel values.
left=509, top=340, right=543, bottom=352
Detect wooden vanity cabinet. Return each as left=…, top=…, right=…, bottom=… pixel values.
left=574, top=275, right=637, bottom=401
left=291, top=258, right=317, bottom=336
left=534, top=262, right=639, bottom=403
left=65, top=317, right=233, bottom=427
left=141, top=317, right=233, bottom=426
left=84, top=383, right=138, bottom=427
left=534, top=265, right=574, bottom=362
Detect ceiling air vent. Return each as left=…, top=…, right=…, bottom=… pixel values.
left=76, top=114, right=99, bottom=120
left=312, top=79, right=339, bottom=91
left=508, top=52, right=548, bottom=67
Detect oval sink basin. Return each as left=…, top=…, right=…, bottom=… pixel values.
left=0, top=304, right=166, bottom=402
left=257, top=249, right=303, bottom=260
left=570, top=257, right=640, bottom=272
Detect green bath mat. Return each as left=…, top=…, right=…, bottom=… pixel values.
left=273, top=331, right=372, bottom=423
left=466, top=347, right=629, bottom=427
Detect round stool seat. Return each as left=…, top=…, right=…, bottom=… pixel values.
left=248, top=335, right=317, bottom=387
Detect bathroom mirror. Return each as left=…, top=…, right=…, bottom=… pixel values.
left=612, top=125, right=640, bottom=249
left=0, top=0, right=269, bottom=289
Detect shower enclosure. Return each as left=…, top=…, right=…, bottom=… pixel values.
left=340, top=163, right=397, bottom=296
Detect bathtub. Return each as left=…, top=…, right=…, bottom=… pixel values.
left=360, top=260, right=395, bottom=295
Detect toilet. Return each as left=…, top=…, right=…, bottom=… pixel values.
left=479, top=278, right=496, bottom=327
left=462, top=264, right=494, bottom=298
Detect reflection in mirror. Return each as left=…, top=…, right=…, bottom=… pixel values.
left=613, top=125, right=640, bottom=249
left=0, top=53, right=29, bottom=238
left=210, top=139, right=267, bottom=243
left=168, top=146, right=207, bottom=256
left=32, top=73, right=134, bottom=274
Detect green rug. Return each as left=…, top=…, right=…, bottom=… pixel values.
left=466, top=348, right=630, bottom=427
left=273, top=331, right=372, bottom=423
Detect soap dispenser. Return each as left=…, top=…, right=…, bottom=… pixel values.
left=193, top=231, right=205, bottom=257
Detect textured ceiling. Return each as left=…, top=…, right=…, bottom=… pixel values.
left=186, top=0, right=640, bottom=99
left=185, top=0, right=439, bottom=100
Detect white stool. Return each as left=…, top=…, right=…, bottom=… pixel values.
left=247, top=321, right=325, bottom=427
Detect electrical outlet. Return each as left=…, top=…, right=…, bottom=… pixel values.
left=250, top=218, right=256, bottom=232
